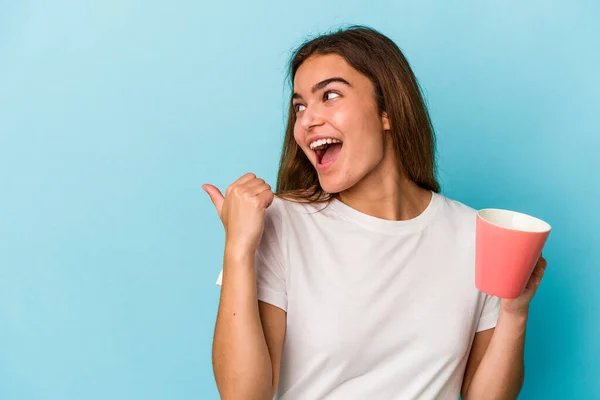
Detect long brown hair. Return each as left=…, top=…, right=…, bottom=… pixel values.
left=276, top=25, right=440, bottom=201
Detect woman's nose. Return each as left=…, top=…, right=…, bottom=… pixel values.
left=298, top=105, right=325, bottom=131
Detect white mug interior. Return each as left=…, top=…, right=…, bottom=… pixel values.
left=478, top=209, right=551, bottom=233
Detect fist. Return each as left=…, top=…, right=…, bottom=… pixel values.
left=203, top=173, right=274, bottom=253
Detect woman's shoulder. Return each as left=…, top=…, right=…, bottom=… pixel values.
left=260, top=192, right=330, bottom=241
left=434, top=192, right=479, bottom=232
left=263, top=190, right=331, bottom=225
left=267, top=189, right=316, bottom=209
left=438, top=193, right=478, bottom=217
left=432, top=193, right=482, bottom=253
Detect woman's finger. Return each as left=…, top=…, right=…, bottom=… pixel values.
left=247, top=183, right=272, bottom=197
left=239, top=178, right=266, bottom=193
left=226, top=173, right=257, bottom=196
left=257, top=188, right=275, bottom=208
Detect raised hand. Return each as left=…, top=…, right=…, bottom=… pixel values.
left=203, top=173, right=274, bottom=254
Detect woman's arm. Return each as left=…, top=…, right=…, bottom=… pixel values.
left=204, top=175, right=286, bottom=400
left=462, top=255, right=547, bottom=399
left=212, top=247, right=286, bottom=400
left=461, top=309, right=527, bottom=399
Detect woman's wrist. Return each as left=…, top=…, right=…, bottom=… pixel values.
left=498, top=306, right=530, bottom=331
left=224, top=241, right=256, bottom=264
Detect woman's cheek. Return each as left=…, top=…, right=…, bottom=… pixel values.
left=293, top=122, right=300, bottom=139
left=329, top=108, right=348, bottom=128
left=293, top=126, right=304, bottom=149
left=292, top=131, right=312, bottom=163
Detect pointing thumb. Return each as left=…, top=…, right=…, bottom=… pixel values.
left=202, top=184, right=225, bottom=216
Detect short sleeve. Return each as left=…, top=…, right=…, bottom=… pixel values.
left=215, top=198, right=288, bottom=312
left=476, top=294, right=501, bottom=332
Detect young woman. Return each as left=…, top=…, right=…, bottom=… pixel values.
left=204, top=25, right=547, bottom=400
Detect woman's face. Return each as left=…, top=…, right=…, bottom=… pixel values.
left=292, top=54, right=391, bottom=194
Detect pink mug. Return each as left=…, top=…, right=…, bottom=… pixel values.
left=475, top=208, right=551, bottom=298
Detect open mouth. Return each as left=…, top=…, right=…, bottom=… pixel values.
left=309, top=138, right=343, bottom=169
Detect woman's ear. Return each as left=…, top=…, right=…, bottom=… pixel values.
left=382, top=112, right=391, bottom=131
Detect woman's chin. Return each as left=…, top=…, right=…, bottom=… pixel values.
left=318, top=176, right=353, bottom=195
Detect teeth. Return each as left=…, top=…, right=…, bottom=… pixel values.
left=309, top=138, right=342, bottom=150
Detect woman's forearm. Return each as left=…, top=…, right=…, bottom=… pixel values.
left=464, top=309, right=528, bottom=400
left=212, top=246, right=273, bottom=400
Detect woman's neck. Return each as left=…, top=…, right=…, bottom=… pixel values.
left=338, top=178, right=431, bottom=221
left=334, top=132, right=434, bottom=221
left=337, top=142, right=433, bottom=222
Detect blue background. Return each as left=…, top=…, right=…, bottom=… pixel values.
left=1, top=1, right=598, bottom=399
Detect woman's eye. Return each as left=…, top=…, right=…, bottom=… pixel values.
left=324, top=91, right=340, bottom=101
left=294, top=104, right=306, bottom=112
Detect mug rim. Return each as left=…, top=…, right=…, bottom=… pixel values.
left=477, top=208, right=552, bottom=233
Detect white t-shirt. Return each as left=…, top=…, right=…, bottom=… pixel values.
left=216, top=190, right=500, bottom=399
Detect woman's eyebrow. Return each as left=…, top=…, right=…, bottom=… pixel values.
left=292, top=77, right=352, bottom=100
